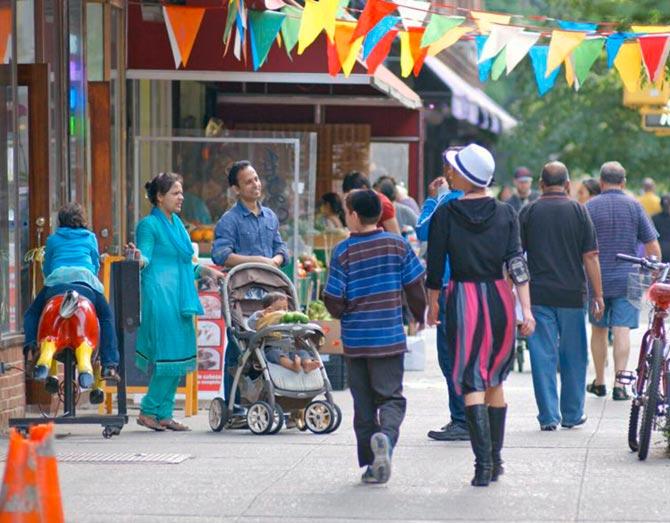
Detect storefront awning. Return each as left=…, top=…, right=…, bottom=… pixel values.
left=423, top=56, right=517, bottom=134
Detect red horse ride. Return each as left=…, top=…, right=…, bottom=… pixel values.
left=33, top=289, right=104, bottom=399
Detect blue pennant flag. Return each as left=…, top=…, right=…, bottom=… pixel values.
left=606, top=33, right=636, bottom=69
left=558, top=20, right=598, bottom=33
left=362, top=16, right=400, bottom=60
left=529, top=46, right=560, bottom=96
left=475, top=35, right=493, bottom=82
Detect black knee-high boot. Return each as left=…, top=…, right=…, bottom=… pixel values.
left=489, top=405, right=507, bottom=482
left=465, top=404, right=492, bottom=487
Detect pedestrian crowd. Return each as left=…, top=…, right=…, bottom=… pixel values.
left=26, top=146, right=667, bottom=490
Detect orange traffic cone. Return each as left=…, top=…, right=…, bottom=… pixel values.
left=0, top=429, right=42, bottom=523
left=29, top=424, right=63, bottom=523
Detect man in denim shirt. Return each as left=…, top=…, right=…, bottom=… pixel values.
left=212, top=161, right=288, bottom=268
left=212, top=160, right=288, bottom=410
left=416, top=147, right=466, bottom=441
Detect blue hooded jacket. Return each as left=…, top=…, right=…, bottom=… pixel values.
left=42, top=228, right=102, bottom=293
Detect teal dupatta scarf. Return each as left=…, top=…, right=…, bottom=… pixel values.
left=151, top=206, right=204, bottom=317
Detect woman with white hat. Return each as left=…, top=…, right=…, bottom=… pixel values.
left=426, top=143, right=535, bottom=487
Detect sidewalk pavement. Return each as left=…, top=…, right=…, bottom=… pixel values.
left=2, top=327, right=670, bottom=522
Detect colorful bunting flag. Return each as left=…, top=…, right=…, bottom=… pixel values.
left=366, top=28, right=398, bottom=74
left=265, top=0, right=286, bottom=9
left=564, top=55, right=577, bottom=89
left=471, top=11, right=511, bottom=34
left=399, top=27, right=428, bottom=77
left=546, top=30, right=586, bottom=77
left=557, top=20, right=598, bottom=33
left=505, top=31, right=541, bottom=75
left=638, top=35, right=670, bottom=83
left=248, top=10, right=286, bottom=70
left=631, top=25, right=670, bottom=34
left=363, top=16, right=400, bottom=60
left=529, top=45, right=561, bottom=96
left=398, top=0, right=430, bottom=30
left=333, top=21, right=363, bottom=77
left=475, top=35, right=493, bottom=82
left=223, top=0, right=238, bottom=53
left=297, top=0, right=339, bottom=54
left=351, top=0, right=397, bottom=43
left=573, top=37, right=604, bottom=84
left=605, top=33, right=630, bottom=69
left=421, top=15, right=465, bottom=48
left=427, top=26, right=471, bottom=57
left=280, top=6, right=301, bottom=57
left=478, top=24, right=522, bottom=63
left=400, top=31, right=414, bottom=77
left=163, top=5, right=206, bottom=68
left=491, top=49, right=506, bottom=80
left=0, top=6, right=10, bottom=64
left=614, top=41, right=642, bottom=92
left=327, top=37, right=341, bottom=76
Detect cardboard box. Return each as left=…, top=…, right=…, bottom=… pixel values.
left=315, top=319, right=343, bottom=355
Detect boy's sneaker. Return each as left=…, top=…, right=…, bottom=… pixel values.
left=102, top=366, right=121, bottom=383
left=361, top=466, right=379, bottom=484
left=370, top=432, right=392, bottom=484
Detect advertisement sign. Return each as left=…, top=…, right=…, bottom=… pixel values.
left=197, top=291, right=226, bottom=398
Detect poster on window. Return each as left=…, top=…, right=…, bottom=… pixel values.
left=197, top=291, right=226, bottom=398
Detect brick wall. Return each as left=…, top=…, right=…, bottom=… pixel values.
left=0, top=343, right=26, bottom=434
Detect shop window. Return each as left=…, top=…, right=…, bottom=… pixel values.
left=370, top=142, right=410, bottom=189
left=85, top=2, right=103, bottom=82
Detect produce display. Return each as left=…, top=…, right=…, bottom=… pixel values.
left=297, top=254, right=325, bottom=279
left=307, top=300, right=332, bottom=321
left=281, top=311, right=310, bottom=324
left=189, top=226, right=215, bottom=242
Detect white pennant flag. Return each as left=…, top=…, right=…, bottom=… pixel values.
left=478, top=24, right=523, bottom=63
left=397, top=0, right=431, bottom=30
left=163, top=6, right=182, bottom=68
left=505, top=31, right=541, bottom=74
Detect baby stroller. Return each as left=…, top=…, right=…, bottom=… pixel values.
left=208, top=263, right=342, bottom=435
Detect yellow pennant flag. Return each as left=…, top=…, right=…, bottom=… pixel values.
left=427, top=26, right=472, bottom=57
left=471, top=11, right=511, bottom=34
left=546, top=30, right=586, bottom=77
left=400, top=31, right=414, bottom=77
left=564, top=56, right=577, bottom=89
left=631, top=25, right=670, bottom=34
left=614, top=41, right=642, bottom=93
left=333, top=21, right=362, bottom=77
left=297, top=0, right=339, bottom=54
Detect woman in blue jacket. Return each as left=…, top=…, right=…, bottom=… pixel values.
left=23, top=203, right=119, bottom=385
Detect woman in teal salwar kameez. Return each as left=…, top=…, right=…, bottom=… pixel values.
left=131, top=172, right=224, bottom=431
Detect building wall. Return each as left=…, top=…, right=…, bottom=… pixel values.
left=0, top=342, right=26, bottom=434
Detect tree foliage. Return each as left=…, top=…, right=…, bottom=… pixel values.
left=485, top=0, right=670, bottom=187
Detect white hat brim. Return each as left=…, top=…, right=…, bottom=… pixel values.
left=444, top=149, right=489, bottom=188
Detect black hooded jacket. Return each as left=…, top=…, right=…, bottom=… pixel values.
left=426, top=197, right=522, bottom=289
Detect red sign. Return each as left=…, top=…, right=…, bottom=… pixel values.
left=197, top=292, right=226, bottom=394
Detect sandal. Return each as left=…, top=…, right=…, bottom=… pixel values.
left=586, top=380, right=607, bottom=397
left=159, top=419, right=191, bottom=431
left=612, top=386, right=630, bottom=401
left=137, top=413, right=166, bottom=431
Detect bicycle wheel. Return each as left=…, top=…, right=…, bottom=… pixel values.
left=628, top=403, right=640, bottom=452
left=638, top=338, right=663, bottom=461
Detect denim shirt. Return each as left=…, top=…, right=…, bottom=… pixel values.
left=416, top=189, right=463, bottom=287
left=211, top=201, right=289, bottom=266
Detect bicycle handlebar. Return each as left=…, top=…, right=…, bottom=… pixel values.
left=616, top=253, right=669, bottom=272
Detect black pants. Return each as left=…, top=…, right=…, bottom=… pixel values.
left=347, top=354, right=406, bottom=467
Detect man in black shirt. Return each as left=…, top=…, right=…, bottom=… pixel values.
left=519, top=162, right=604, bottom=431
left=508, top=167, right=540, bottom=213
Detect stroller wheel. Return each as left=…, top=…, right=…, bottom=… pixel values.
left=325, top=403, right=342, bottom=434
left=209, top=397, right=228, bottom=432
left=247, top=401, right=274, bottom=435
left=304, top=400, right=335, bottom=434
left=268, top=404, right=285, bottom=435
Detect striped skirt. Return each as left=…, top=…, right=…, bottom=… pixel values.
left=443, top=279, right=516, bottom=395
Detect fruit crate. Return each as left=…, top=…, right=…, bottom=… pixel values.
left=322, top=354, right=348, bottom=391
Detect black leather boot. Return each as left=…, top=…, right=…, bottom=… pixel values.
left=489, top=405, right=507, bottom=482
left=465, top=404, right=492, bottom=487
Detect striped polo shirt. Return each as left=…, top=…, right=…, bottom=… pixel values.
left=586, top=189, right=658, bottom=298
left=324, top=229, right=425, bottom=358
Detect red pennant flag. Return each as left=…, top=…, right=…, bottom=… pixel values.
left=638, top=34, right=670, bottom=83
left=351, top=0, right=397, bottom=43
left=327, top=39, right=341, bottom=76
left=366, top=29, right=398, bottom=74
left=408, top=26, right=428, bottom=76
left=0, top=7, right=10, bottom=64
left=164, top=6, right=206, bottom=68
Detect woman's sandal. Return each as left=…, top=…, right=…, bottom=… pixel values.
left=137, top=413, right=166, bottom=431
left=159, top=419, right=191, bottom=431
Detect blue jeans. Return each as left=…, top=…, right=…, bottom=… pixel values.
left=23, top=283, right=119, bottom=367
left=437, top=292, right=466, bottom=426
left=527, top=305, right=587, bottom=427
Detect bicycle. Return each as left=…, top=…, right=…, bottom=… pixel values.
left=615, top=254, right=670, bottom=461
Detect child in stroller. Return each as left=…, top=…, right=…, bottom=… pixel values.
left=247, top=292, right=320, bottom=373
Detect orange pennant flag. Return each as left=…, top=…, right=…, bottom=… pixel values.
left=408, top=26, right=428, bottom=76
left=334, top=21, right=363, bottom=77
left=163, top=6, right=206, bottom=68
left=0, top=7, right=10, bottom=64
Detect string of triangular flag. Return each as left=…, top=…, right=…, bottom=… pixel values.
left=159, top=0, right=670, bottom=97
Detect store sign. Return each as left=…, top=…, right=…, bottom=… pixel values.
left=641, top=102, right=670, bottom=135
left=197, top=291, right=226, bottom=398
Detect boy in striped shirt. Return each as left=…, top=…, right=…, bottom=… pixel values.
left=324, top=189, right=426, bottom=484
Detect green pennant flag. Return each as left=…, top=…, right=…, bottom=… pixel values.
left=573, top=37, right=605, bottom=84
left=249, top=10, right=287, bottom=70
left=491, top=49, right=506, bottom=80
left=420, top=15, right=464, bottom=48
left=281, top=5, right=302, bottom=58
left=223, top=0, right=238, bottom=49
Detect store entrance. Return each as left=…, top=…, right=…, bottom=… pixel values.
left=16, top=64, right=50, bottom=319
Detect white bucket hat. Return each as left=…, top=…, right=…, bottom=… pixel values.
left=443, top=144, right=495, bottom=188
